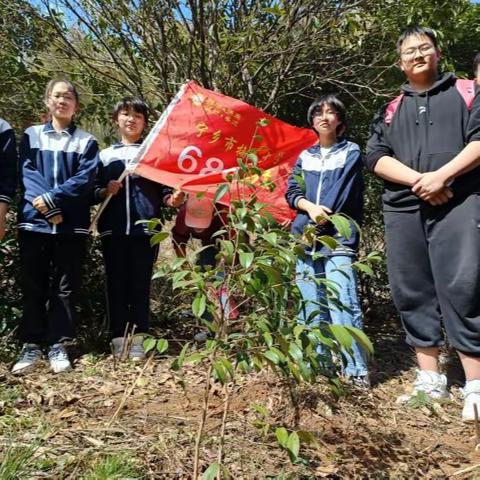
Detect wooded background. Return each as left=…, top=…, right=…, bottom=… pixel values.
left=0, top=0, right=479, bottom=334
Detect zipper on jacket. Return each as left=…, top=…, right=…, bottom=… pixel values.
left=125, top=174, right=131, bottom=235
left=312, top=153, right=326, bottom=253
left=53, top=149, right=59, bottom=234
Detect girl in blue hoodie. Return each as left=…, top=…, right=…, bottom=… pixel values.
left=285, top=94, right=368, bottom=385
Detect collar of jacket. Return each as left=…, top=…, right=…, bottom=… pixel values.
left=401, top=72, right=455, bottom=96
left=43, top=121, right=77, bottom=136
left=308, top=138, right=347, bottom=154
left=112, top=140, right=143, bottom=149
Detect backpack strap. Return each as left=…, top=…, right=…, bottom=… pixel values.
left=384, top=93, right=404, bottom=125
left=455, top=78, right=476, bottom=110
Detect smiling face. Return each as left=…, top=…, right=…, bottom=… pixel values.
left=311, top=103, right=342, bottom=138
left=46, top=81, right=79, bottom=123
left=398, top=34, right=440, bottom=82
left=115, top=108, right=146, bottom=143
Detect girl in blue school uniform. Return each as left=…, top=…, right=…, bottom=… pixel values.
left=285, top=94, right=369, bottom=385
left=95, top=97, right=184, bottom=361
left=13, top=79, right=99, bottom=374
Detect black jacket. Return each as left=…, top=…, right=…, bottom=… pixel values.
left=365, top=73, right=480, bottom=211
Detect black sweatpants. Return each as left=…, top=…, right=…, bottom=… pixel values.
left=18, top=231, right=87, bottom=345
left=384, top=194, right=480, bottom=354
left=101, top=235, right=158, bottom=338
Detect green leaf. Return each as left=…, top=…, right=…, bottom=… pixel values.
left=275, top=427, right=289, bottom=448
left=202, top=462, right=220, bottom=480
left=353, top=262, right=374, bottom=276
left=192, top=294, right=206, bottom=317
left=214, top=183, right=229, bottom=203
left=213, top=361, right=227, bottom=384
left=344, top=326, right=374, bottom=355
left=317, top=235, right=339, bottom=250
left=329, top=214, right=352, bottom=239
left=171, top=342, right=190, bottom=371
left=263, top=232, right=278, bottom=245
left=258, top=117, right=270, bottom=127
left=143, top=337, right=156, bottom=353
left=286, top=431, right=300, bottom=459
left=183, top=352, right=205, bottom=365
left=293, top=325, right=305, bottom=338
left=156, top=339, right=169, bottom=355
left=263, top=332, right=273, bottom=347
left=264, top=349, right=280, bottom=364
left=329, top=324, right=353, bottom=350
left=220, top=358, right=234, bottom=378
left=288, top=342, right=303, bottom=362
left=150, top=231, right=169, bottom=246
left=239, top=251, right=254, bottom=269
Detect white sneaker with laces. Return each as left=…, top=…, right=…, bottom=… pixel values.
left=129, top=336, right=146, bottom=362
left=48, top=343, right=72, bottom=373
left=462, top=380, right=480, bottom=422
left=12, top=343, right=43, bottom=373
left=111, top=337, right=126, bottom=359
left=396, top=369, right=451, bottom=404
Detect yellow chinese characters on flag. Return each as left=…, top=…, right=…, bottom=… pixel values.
left=133, top=81, right=317, bottom=223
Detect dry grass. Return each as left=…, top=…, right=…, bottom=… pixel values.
left=1, top=315, right=480, bottom=480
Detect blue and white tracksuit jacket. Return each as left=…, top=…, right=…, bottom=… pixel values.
left=94, top=143, right=173, bottom=237
left=285, top=139, right=364, bottom=255
left=18, top=122, right=99, bottom=235
left=0, top=118, right=17, bottom=205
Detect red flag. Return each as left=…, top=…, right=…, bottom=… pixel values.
left=133, top=81, right=317, bottom=223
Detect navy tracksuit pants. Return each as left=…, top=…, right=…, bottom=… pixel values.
left=101, top=235, right=158, bottom=338
left=18, top=231, right=87, bottom=345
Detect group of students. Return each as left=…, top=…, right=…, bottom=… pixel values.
left=1, top=25, right=480, bottom=422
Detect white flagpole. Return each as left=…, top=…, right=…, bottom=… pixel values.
left=89, top=81, right=191, bottom=234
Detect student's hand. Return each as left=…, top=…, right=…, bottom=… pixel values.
left=48, top=214, right=63, bottom=225
left=412, top=171, right=449, bottom=200
left=32, top=195, right=48, bottom=214
left=306, top=204, right=332, bottom=224
left=167, top=190, right=186, bottom=208
left=427, top=187, right=453, bottom=206
left=106, top=180, right=123, bottom=196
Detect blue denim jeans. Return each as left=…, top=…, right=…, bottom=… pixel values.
left=296, top=254, right=368, bottom=377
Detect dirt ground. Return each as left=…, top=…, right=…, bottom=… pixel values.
left=1, top=301, right=480, bottom=480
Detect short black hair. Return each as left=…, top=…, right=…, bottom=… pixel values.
left=474, top=53, right=480, bottom=76
left=307, top=94, right=347, bottom=136
left=396, top=26, right=438, bottom=54
left=112, top=97, right=149, bottom=124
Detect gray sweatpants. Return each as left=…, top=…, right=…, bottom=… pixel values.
left=384, top=194, right=480, bottom=355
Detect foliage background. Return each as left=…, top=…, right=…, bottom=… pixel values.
left=0, top=0, right=479, bottom=339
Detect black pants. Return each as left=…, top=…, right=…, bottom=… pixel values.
left=384, top=194, right=480, bottom=355
left=101, top=235, right=158, bottom=338
left=18, top=231, right=87, bottom=346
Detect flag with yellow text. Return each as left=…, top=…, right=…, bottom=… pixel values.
left=132, top=81, right=317, bottom=223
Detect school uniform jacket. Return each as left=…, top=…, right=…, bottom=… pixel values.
left=285, top=139, right=364, bottom=255
left=18, top=122, right=99, bottom=234
left=95, top=143, right=173, bottom=237
left=365, top=73, right=480, bottom=211
left=0, top=118, right=17, bottom=205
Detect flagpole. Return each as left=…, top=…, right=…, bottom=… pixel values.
left=89, top=81, right=192, bottom=234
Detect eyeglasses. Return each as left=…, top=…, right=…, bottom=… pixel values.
left=50, top=93, right=76, bottom=102
left=400, top=43, right=435, bottom=60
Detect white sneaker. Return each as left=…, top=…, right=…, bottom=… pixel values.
left=12, top=343, right=43, bottom=373
left=129, top=336, right=146, bottom=362
left=397, top=369, right=451, bottom=404
left=462, top=380, right=480, bottom=422
left=111, top=337, right=126, bottom=359
left=48, top=343, right=72, bottom=373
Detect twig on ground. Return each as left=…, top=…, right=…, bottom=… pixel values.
left=108, top=355, right=153, bottom=426
left=193, top=363, right=213, bottom=479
